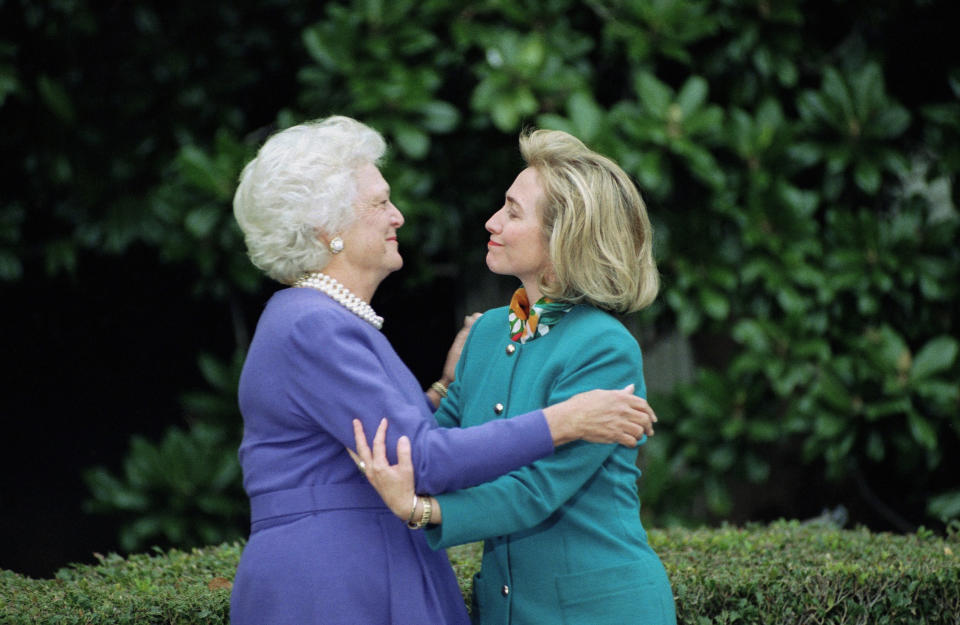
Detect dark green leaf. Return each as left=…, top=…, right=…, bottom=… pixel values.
left=910, top=336, right=959, bottom=382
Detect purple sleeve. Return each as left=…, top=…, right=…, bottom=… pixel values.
left=287, top=309, right=554, bottom=495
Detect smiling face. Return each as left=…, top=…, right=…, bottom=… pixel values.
left=332, top=162, right=404, bottom=284
left=485, top=167, right=552, bottom=299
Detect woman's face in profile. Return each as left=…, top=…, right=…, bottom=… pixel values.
left=335, top=163, right=405, bottom=280
left=484, top=167, right=550, bottom=285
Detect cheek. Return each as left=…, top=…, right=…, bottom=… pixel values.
left=523, top=227, right=546, bottom=256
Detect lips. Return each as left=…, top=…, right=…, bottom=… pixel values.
left=487, top=240, right=503, bottom=247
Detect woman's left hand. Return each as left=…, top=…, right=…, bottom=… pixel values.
left=349, top=418, right=417, bottom=520
left=441, top=313, right=482, bottom=384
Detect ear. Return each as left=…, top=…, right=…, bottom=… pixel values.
left=313, top=226, right=330, bottom=245
left=540, top=261, right=558, bottom=290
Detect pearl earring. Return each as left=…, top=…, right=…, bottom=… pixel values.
left=329, top=236, right=344, bottom=254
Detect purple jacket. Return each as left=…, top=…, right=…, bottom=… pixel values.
left=230, top=288, right=554, bottom=625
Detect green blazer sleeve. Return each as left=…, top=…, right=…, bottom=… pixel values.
left=426, top=320, right=645, bottom=549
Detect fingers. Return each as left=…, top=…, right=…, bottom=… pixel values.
left=622, top=383, right=635, bottom=394
left=619, top=432, right=639, bottom=448
left=619, top=393, right=655, bottom=441
left=620, top=386, right=657, bottom=422
left=632, top=412, right=654, bottom=438
left=352, top=419, right=372, bottom=463
left=396, top=435, right=412, bottom=469
left=640, top=418, right=654, bottom=437
left=623, top=403, right=654, bottom=437
left=621, top=392, right=657, bottom=432
left=635, top=396, right=657, bottom=423
left=372, top=418, right=388, bottom=465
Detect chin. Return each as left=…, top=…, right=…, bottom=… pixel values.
left=485, top=257, right=508, bottom=276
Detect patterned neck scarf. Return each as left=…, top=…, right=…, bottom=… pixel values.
left=508, top=287, right=573, bottom=344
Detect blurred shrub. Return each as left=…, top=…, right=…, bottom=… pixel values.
left=83, top=351, right=247, bottom=552
left=2, top=522, right=958, bottom=623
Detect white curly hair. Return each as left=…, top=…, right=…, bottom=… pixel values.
left=233, top=116, right=387, bottom=284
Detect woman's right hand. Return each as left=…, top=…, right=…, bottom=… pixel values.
left=542, top=384, right=657, bottom=447
left=440, top=313, right=482, bottom=384
left=350, top=418, right=417, bottom=520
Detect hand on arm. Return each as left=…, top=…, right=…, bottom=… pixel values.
left=542, top=383, right=657, bottom=447
left=351, top=418, right=443, bottom=524
left=348, top=380, right=657, bottom=528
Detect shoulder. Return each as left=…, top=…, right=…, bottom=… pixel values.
left=461, top=305, right=510, bottom=348
left=471, top=305, right=510, bottom=335
left=265, top=287, right=338, bottom=320
left=265, top=288, right=360, bottom=326
left=557, top=305, right=640, bottom=354
left=258, top=288, right=379, bottom=348
left=546, top=305, right=647, bottom=399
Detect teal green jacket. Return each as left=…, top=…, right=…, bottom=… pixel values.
left=428, top=304, right=676, bottom=625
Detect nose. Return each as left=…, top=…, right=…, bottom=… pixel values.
left=485, top=208, right=503, bottom=234
left=389, top=202, right=404, bottom=227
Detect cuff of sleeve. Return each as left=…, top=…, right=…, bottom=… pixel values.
left=524, top=408, right=555, bottom=458
left=424, top=492, right=468, bottom=549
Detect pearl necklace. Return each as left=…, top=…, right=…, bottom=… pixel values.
left=293, top=272, right=384, bottom=330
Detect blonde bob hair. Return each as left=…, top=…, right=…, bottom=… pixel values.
left=233, top=116, right=386, bottom=284
left=522, top=129, right=659, bottom=313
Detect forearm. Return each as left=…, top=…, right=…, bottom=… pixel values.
left=541, top=386, right=653, bottom=448
left=425, top=441, right=615, bottom=548
left=427, top=496, right=442, bottom=524
left=411, top=409, right=554, bottom=495
left=542, top=403, right=577, bottom=445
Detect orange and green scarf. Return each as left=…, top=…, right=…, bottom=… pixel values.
left=508, top=288, right=573, bottom=344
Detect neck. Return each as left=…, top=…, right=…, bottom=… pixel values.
left=294, top=271, right=384, bottom=329
left=322, top=266, right=380, bottom=303
left=521, top=279, right=543, bottom=305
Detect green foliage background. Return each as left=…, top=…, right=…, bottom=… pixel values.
left=2, top=0, right=957, bottom=553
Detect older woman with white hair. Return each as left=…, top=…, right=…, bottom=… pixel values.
left=228, top=116, right=659, bottom=625
left=354, top=128, right=677, bottom=624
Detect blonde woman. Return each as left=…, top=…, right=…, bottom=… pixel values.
left=355, top=129, right=677, bottom=624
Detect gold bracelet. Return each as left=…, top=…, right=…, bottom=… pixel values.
left=406, top=495, right=420, bottom=524
left=421, top=496, right=432, bottom=526
left=430, top=381, right=448, bottom=398
left=407, top=496, right=432, bottom=530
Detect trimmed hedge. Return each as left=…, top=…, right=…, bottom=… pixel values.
left=661, top=522, right=960, bottom=624
left=2, top=521, right=957, bottom=624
